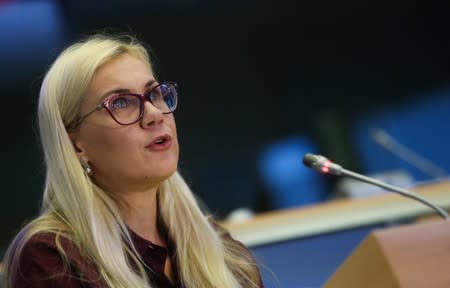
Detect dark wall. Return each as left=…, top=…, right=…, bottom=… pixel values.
left=1, top=0, right=450, bottom=254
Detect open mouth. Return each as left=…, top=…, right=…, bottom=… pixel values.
left=154, top=137, right=167, bottom=144
left=154, top=134, right=170, bottom=144
left=147, top=134, right=172, bottom=150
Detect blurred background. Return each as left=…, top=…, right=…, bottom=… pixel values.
left=1, top=0, right=450, bottom=257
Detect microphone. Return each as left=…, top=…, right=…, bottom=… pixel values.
left=303, top=153, right=449, bottom=220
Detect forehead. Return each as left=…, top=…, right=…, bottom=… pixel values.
left=88, top=53, right=154, bottom=99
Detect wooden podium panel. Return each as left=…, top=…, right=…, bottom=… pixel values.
left=324, top=220, right=450, bottom=288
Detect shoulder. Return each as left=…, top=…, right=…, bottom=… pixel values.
left=209, top=217, right=256, bottom=261
left=21, top=232, right=64, bottom=267
left=13, top=232, right=75, bottom=287
left=208, top=217, right=265, bottom=287
left=21, top=232, right=83, bottom=268
left=13, top=232, right=102, bottom=288
left=22, top=232, right=69, bottom=256
left=208, top=217, right=244, bottom=245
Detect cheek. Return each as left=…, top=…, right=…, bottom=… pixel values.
left=169, top=118, right=179, bottom=153
left=167, top=115, right=178, bottom=137
left=82, top=128, right=132, bottom=165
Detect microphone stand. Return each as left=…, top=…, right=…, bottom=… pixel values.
left=303, top=153, right=449, bottom=220
left=341, top=168, right=449, bottom=220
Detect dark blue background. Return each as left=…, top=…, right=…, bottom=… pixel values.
left=1, top=0, right=450, bottom=257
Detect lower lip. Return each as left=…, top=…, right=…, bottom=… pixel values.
left=146, top=138, right=172, bottom=151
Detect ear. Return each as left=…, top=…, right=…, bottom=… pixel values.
left=69, top=131, right=87, bottom=158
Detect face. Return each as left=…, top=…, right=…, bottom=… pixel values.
left=70, top=53, right=179, bottom=194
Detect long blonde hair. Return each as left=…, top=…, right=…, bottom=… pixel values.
left=2, top=35, right=260, bottom=288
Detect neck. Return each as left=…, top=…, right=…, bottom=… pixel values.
left=119, top=185, right=164, bottom=245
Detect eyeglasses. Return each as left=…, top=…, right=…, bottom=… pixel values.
left=68, top=82, right=178, bottom=130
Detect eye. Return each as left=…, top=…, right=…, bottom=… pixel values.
left=107, top=95, right=139, bottom=110
left=147, top=87, right=162, bottom=102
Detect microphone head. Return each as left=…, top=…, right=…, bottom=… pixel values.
left=302, top=153, right=321, bottom=168
left=302, top=153, right=343, bottom=175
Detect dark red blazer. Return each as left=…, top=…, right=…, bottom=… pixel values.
left=13, top=230, right=179, bottom=288
left=11, top=227, right=263, bottom=287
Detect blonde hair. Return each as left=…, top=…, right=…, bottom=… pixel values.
left=2, top=35, right=260, bottom=288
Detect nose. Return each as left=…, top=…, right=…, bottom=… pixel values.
left=140, top=101, right=164, bottom=128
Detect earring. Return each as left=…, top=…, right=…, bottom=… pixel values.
left=79, top=156, right=93, bottom=176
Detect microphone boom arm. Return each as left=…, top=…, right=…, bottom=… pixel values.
left=302, top=153, right=449, bottom=220
left=341, top=168, right=449, bottom=220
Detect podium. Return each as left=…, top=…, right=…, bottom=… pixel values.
left=324, top=220, right=450, bottom=288
left=224, top=180, right=450, bottom=286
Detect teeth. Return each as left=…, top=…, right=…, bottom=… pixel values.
left=155, top=138, right=165, bottom=144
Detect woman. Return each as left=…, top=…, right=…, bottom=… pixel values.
left=2, top=35, right=262, bottom=288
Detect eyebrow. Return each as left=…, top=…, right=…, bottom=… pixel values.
left=98, top=79, right=158, bottom=102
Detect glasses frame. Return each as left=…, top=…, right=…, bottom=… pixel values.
left=68, top=81, right=178, bottom=130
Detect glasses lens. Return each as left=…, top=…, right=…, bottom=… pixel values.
left=106, top=94, right=141, bottom=124
left=147, top=83, right=178, bottom=113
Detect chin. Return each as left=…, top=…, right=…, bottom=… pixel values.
left=148, top=164, right=178, bottom=183
left=161, top=165, right=178, bottom=177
